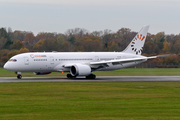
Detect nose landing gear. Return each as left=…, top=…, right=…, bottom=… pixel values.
left=15, top=72, right=22, bottom=79
left=17, top=74, right=22, bottom=79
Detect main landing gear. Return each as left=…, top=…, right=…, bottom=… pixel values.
left=15, top=72, right=22, bottom=79
left=67, top=74, right=76, bottom=79
left=66, top=74, right=96, bottom=79
left=86, top=74, right=96, bottom=79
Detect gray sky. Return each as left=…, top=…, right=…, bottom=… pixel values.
left=0, top=0, right=180, bottom=35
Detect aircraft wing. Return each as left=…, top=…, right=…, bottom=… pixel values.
left=90, top=57, right=148, bottom=67
left=62, top=57, right=147, bottom=68
left=89, top=54, right=174, bottom=68
left=62, top=54, right=174, bottom=68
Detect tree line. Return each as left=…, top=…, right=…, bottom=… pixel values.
left=0, top=27, right=179, bottom=66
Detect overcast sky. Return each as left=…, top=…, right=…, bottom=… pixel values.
left=0, top=0, right=180, bottom=35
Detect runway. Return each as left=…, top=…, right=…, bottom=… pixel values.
left=0, top=76, right=180, bottom=82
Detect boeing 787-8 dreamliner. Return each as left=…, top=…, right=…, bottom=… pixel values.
left=3, top=25, right=168, bottom=79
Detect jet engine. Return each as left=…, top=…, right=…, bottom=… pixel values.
left=33, top=72, right=51, bottom=75
left=70, top=64, right=91, bottom=76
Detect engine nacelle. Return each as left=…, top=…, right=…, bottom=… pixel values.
left=70, top=64, right=91, bottom=76
left=33, top=72, right=51, bottom=75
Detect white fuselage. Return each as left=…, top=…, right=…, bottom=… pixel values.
left=4, top=52, right=146, bottom=73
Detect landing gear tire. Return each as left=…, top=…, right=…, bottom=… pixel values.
left=67, top=74, right=76, bottom=79
left=17, top=75, right=22, bottom=79
left=67, top=74, right=72, bottom=78
left=86, top=74, right=96, bottom=79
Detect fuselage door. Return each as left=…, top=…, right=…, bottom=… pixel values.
left=24, top=57, right=29, bottom=65
left=95, top=56, right=99, bottom=61
left=50, top=56, right=54, bottom=64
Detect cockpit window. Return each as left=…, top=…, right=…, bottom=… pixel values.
left=9, top=59, right=17, bottom=62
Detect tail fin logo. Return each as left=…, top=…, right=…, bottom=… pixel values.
left=123, top=25, right=149, bottom=55
left=137, top=34, right=145, bottom=41
left=131, top=34, right=145, bottom=55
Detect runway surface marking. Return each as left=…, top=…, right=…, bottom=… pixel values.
left=0, top=76, right=180, bottom=82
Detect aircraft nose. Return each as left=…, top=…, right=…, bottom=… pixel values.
left=3, top=62, right=10, bottom=70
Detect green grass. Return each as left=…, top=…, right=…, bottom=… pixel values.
left=1, top=68, right=180, bottom=119
left=0, top=82, right=180, bottom=120
left=95, top=68, right=180, bottom=76
left=1, top=68, right=180, bottom=77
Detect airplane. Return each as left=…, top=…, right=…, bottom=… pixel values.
left=3, top=25, right=169, bottom=79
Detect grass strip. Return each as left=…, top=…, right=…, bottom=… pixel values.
left=0, top=82, right=180, bottom=120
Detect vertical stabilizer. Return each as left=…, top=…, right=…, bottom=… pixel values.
left=123, top=25, right=150, bottom=55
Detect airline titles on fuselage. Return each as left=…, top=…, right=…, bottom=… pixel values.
left=30, top=54, right=47, bottom=58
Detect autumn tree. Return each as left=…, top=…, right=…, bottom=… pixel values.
left=107, top=41, right=119, bottom=51
left=0, top=28, right=9, bottom=39
left=162, top=40, right=170, bottom=53
left=82, top=39, right=101, bottom=52
left=56, top=35, right=66, bottom=51
left=171, top=34, right=180, bottom=54
left=19, top=48, right=29, bottom=54
left=165, top=34, right=175, bottom=52
left=0, top=49, right=10, bottom=63
left=11, top=30, right=27, bottom=41
left=33, top=38, right=59, bottom=52
left=75, top=36, right=102, bottom=52
left=102, top=29, right=112, bottom=51
left=10, top=40, right=24, bottom=50
left=65, top=28, right=88, bottom=38
left=42, top=38, right=58, bottom=51
left=68, top=36, right=75, bottom=44
left=33, top=40, right=44, bottom=51
left=33, top=38, right=58, bottom=52
left=23, top=33, right=35, bottom=46
left=7, top=50, right=19, bottom=60
left=36, top=32, right=47, bottom=41
left=65, top=28, right=89, bottom=45
left=154, top=32, right=165, bottom=52
left=60, top=41, right=74, bottom=52
left=116, top=28, right=134, bottom=48
left=143, top=41, right=155, bottom=54
left=35, top=32, right=53, bottom=43
left=164, top=55, right=179, bottom=65
left=91, top=31, right=103, bottom=37
left=153, top=45, right=160, bottom=54
left=0, top=37, right=7, bottom=49
left=0, top=28, right=13, bottom=48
